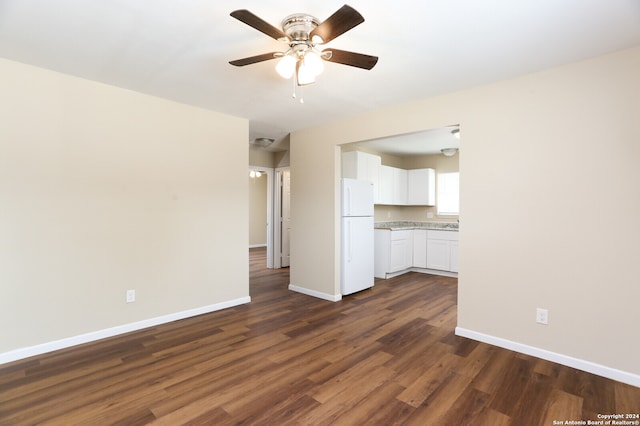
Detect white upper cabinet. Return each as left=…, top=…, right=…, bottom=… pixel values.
left=379, top=165, right=407, bottom=205
left=378, top=165, right=394, bottom=205
left=344, top=152, right=436, bottom=206
left=379, top=166, right=434, bottom=206
left=393, top=168, right=408, bottom=205
left=342, top=151, right=381, bottom=203
left=407, top=168, right=435, bottom=206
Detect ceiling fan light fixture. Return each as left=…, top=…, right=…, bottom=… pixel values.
left=303, top=50, right=324, bottom=76
left=296, top=59, right=316, bottom=85
left=277, top=49, right=323, bottom=84
left=276, top=54, right=296, bottom=79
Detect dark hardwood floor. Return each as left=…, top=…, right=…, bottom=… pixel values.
left=1, top=247, right=638, bottom=425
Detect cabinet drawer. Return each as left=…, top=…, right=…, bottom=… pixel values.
left=427, top=230, right=458, bottom=241
left=390, top=230, right=412, bottom=241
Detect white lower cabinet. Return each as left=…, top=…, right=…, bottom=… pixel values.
left=426, top=230, right=459, bottom=272
left=390, top=234, right=412, bottom=272
left=376, top=228, right=458, bottom=278
left=426, top=239, right=450, bottom=270
left=374, top=229, right=413, bottom=278
left=412, top=229, right=427, bottom=268
left=450, top=241, right=459, bottom=272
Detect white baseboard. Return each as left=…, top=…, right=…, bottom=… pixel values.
left=376, top=268, right=458, bottom=280
left=455, top=327, right=640, bottom=388
left=288, top=284, right=342, bottom=302
left=0, top=296, right=251, bottom=366
left=249, top=244, right=267, bottom=249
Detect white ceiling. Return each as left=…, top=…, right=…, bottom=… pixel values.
left=0, top=0, right=639, bottom=154
left=350, top=126, right=461, bottom=157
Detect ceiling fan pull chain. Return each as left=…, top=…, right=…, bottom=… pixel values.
left=291, top=69, right=304, bottom=103
left=292, top=74, right=297, bottom=99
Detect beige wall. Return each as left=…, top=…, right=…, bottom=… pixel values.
left=249, top=145, right=275, bottom=168
left=248, top=143, right=290, bottom=169
left=403, top=152, right=459, bottom=172
left=290, top=47, right=640, bottom=378
left=0, top=58, right=249, bottom=355
left=249, top=173, right=268, bottom=246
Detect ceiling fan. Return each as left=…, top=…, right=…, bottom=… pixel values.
left=229, top=5, right=378, bottom=88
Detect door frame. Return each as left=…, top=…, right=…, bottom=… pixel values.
left=249, top=166, right=274, bottom=269
left=273, top=166, right=290, bottom=269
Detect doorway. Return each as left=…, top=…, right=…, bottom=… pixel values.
left=274, top=167, right=290, bottom=268
left=249, top=166, right=274, bottom=268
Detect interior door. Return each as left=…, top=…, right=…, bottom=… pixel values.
left=280, top=169, right=291, bottom=267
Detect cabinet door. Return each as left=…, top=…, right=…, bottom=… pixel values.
left=378, top=165, right=394, bottom=204
left=374, top=229, right=391, bottom=278
left=426, top=239, right=450, bottom=271
left=366, top=154, right=381, bottom=204
left=407, top=168, right=435, bottom=206
left=342, top=152, right=380, bottom=180
left=341, top=151, right=359, bottom=179
left=450, top=240, right=459, bottom=272
left=342, top=151, right=382, bottom=204
left=393, top=168, right=407, bottom=205
left=389, top=240, right=410, bottom=272
left=389, top=230, right=412, bottom=272
left=413, top=229, right=427, bottom=268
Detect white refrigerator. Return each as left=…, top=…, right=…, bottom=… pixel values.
left=341, top=178, right=375, bottom=295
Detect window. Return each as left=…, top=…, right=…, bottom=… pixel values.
left=437, top=172, right=459, bottom=216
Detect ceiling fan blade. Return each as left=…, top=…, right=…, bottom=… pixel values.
left=322, top=49, right=378, bottom=70
left=230, top=9, right=289, bottom=41
left=310, top=5, right=365, bottom=44
left=229, top=52, right=281, bottom=67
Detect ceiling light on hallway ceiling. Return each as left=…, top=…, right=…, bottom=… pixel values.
left=441, top=148, right=458, bottom=157
left=249, top=170, right=262, bottom=178
left=250, top=137, right=275, bottom=147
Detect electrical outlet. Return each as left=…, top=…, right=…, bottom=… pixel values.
left=126, top=289, right=136, bottom=303
left=536, top=308, right=548, bottom=325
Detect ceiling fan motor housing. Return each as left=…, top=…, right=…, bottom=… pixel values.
left=281, top=14, right=320, bottom=42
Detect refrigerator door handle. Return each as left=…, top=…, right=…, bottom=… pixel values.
left=346, top=220, right=352, bottom=262
left=346, top=186, right=351, bottom=216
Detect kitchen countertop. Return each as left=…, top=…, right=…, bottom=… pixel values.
left=374, top=221, right=459, bottom=231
